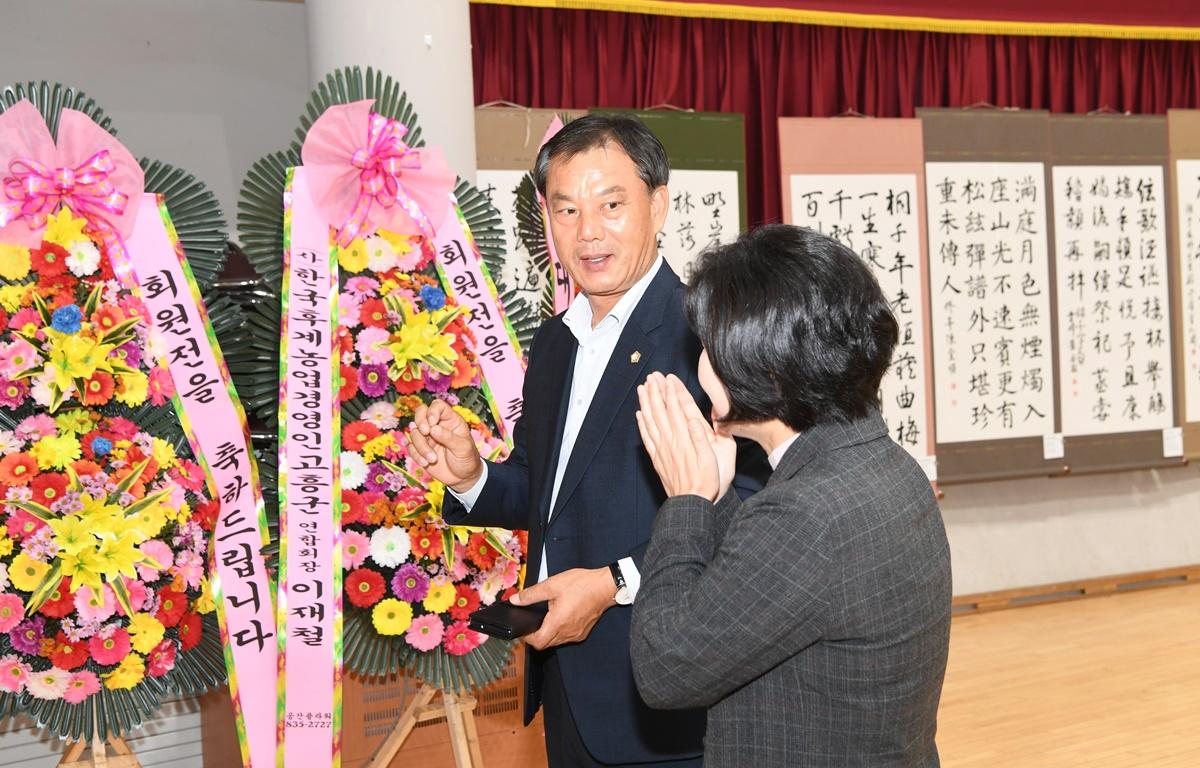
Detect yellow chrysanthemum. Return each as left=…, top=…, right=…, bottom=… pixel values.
left=42, top=208, right=91, bottom=248
left=150, top=437, right=178, bottom=469
left=9, top=553, right=50, bottom=592
left=54, top=409, right=96, bottom=435
left=29, top=434, right=82, bottom=470
left=452, top=405, right=482, bottom=426
left=371, top=598, right=413, bottom=636
left=0, top=285, right=29, bottom=313
left=337, top=238, right=369, bottom=273
left=0, top=244, right=32, bottom=281
left=127, top=613, right=166, bottom=654
left=104, top=654, right=145, bottom=690
left=114, top=371, right=149, bottom=407
left=422, top=579, right=456, bottom=614
left=0, top=535, right=12, bottom=558
left=130, top=503, right=168, bottom=539
left=361, top=433, right=395, bottom=463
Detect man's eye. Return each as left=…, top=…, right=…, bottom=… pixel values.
left=604, top=202, right=621, bottom=211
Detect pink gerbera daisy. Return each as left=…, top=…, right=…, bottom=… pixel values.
left=442, top=620, right=484, bottom=656
left=74, top=584, right=116, bottom=623
left=63, top=670, right=100, bottom=704
left=341, top=530, right=370, bottom=570
left=0, top=593, right=25, bottom=633
left=405, top=614, right=444, bottom=652
left=89, top=628, right=131, bottom=666
left=25, top=667, right=69, bottom=700
left=0, top=654, right=30, bottom=693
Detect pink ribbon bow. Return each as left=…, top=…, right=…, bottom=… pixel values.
left=301, top=99, right=455, bottom=247
left=0, top=99, right=143, bottom=252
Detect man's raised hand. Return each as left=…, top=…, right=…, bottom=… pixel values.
left=407, top=400, right=485, bottom=492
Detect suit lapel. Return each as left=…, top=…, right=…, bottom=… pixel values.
left=533, top=321, right=577, bottom=522
left=547, top=266, right=677, bottom=524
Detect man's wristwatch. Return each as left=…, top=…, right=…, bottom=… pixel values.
left=608, top=562, right=633, bottom=605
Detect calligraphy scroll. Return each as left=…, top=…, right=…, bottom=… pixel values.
left=664, top=169, right=741, bottom=282
left=125, top=195, right=275, bottom=768
left=278, top=167, right=342, bottom=768
left=1169, top=108, right=1200, bottom=460
left=1048, top=114, right=1184, bottom=473
left=779, top=118, right=937, bottom=478
left=917, top=108, right=1068, bottom=482
left=1051, top=166, right=1173, bottom=435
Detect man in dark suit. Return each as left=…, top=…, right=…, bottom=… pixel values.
left=407, top=115, right=765, bottom=767
left=630, top=225, right=952, bottom=767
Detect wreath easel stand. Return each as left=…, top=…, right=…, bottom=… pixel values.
left=367, top=684, right=484, bottom=768
left=58, top=708, right=142, bottom=768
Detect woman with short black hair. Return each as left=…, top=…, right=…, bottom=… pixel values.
left=630, top=224, right=952, bottom=767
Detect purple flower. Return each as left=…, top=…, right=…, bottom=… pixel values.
left=424, top=373, right=452, bottom=394
left=392, top=564, right=430, bottom=602
left=358, top=364, right=390, bottom=397
left=9, top=615, right=46, bottom=654
left=116, top=342, right=143, bottom=368
left=0, top=378, right=28, bottom=409
left=363, top=462, right=393, bottom=495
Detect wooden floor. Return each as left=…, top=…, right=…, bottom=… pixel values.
left=938, top=584, right=1200, bottom=767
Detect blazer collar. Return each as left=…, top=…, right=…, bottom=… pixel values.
left=767, top=409, right=890, bottom=486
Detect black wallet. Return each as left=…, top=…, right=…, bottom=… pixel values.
left=468, top=600, right=549, bottom=640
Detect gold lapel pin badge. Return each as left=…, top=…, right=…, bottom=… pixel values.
left=630, top=351, right=642, bottom=364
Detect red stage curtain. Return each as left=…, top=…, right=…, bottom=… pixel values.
left=469, top=4, right=1200, bottom=226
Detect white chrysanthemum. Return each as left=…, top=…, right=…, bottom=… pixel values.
left=360, top=402, right=400, bottom=430
left=364, top=236, right=397, bottom=273
left=0, top=430, right=22, bottom=454
left=340, top=451, right=368, bottom=490
left=369, top=526, right=411, bottom=568
left=0, top=564, right=9, bottom=592
left=25, top=668, right=70, bottom=700
left=65, top=241, right=101, bottom=277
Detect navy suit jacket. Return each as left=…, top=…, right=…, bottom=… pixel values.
left=443, top=263, right=767, bottom=764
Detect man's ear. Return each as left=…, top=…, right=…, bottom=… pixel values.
left=650, top=185, right=670, bottom=234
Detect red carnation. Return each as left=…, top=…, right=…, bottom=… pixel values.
left=194, top=499, right=220, bottom=531
left=466, top=532, right=499, bottom=570
left=393, top=369, right=424, bottom=395
left=342, top=421, right=381, bottom=452
left=147, top=639, right=178, bottom=676
left=30, top=472, right=68, bottom=507
left=156, top=588, right=188, bottom=627
left=340, top=490, right=368, bottom=526
left=358, top=298, right=389, bottom=328
left=339, top=365, right=359, bottom=401
left=49, top=631, right=90, bottom=670
left=178, top=612, right=202, bottom=651
left=38, top=577, right=75, bottom=619
left=345, top=568, right=386, bottom=608
left=449, top=584, right=481, bottom=621
left=31, top=243, right=70, bottom=277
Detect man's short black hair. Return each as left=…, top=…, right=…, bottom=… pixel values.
left=685, top=224, right=899, bottom=432
left=533, top=114, right=670, bottom=196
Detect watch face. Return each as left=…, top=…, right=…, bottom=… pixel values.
left=614, top=587, right=633, bottom=606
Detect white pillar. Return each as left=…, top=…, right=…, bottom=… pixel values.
left=305, top=0, right=477, bottom=182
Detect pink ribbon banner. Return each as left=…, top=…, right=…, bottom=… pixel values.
left=124, top=194, right=276, bottom=768
left=277, top=166, right=343, bottom=768
left=433, top=195, right=527, bottom=440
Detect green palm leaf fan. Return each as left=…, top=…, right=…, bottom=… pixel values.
left=0, top=81, right=241, bottom=742
left=233, top=66, right=520, bottom=694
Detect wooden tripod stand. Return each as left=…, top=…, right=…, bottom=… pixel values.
left=366, top=684, right=484, bottom=768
